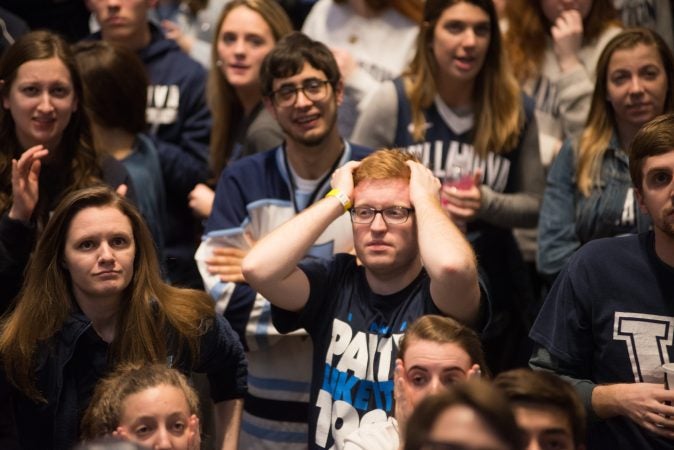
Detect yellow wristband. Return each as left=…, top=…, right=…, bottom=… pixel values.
left=325, top=188, right=352, bottom=212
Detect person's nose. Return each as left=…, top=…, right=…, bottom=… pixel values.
left=559, top=0, right=577, bottom=10
left=152, top=427, right=172, bottom=450
left=525, top=437, right=542, bottom=450
left=629, top=75, right=645, bottom=96
left=37, top=92, right=54, bottom=113
left=233, top=37, right=246, bottom=57
left=462, top=28, right=476, bottom=48
left=369, top=211, right=388, bottom=232
left=428, top=377, right=444, bottom=396
left=293, top=87, right=313, bottom=108
left=106, top=0, right=121, bottom=12
left=97, top=243, right=115, bottom=264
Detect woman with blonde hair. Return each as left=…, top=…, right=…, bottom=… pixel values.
left=504, top=0, right=621, bottom=167
left=188, top=0, right=293, bottom=219
left=81, top=363, right=201, bottom=449
left=0, top=186, right=247, bottom=450
left=353, top=0, right=545, bottom=373
left=537, top=28, right=674, bottom=279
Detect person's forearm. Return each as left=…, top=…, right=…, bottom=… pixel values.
left=416, top=195, right=480, bottom=323
left=214, top=398, right=243, bottom=450
left=242, top=196, right=344, bottom=286
left=591, top=384, right=625, bottom=420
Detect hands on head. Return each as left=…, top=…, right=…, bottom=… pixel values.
left=330, top=160, right=361, bottom=201
left=330, top=159, right=443, bottom=208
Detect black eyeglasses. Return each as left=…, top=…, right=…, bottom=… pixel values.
left=349, top=206, right=415, bottom=225
left=271, top=78, right=330, bottom=107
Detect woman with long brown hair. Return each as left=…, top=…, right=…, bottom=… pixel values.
left=187, top=0, right=293, bottom=219
left=0, top=30, right=132, bottom=309
left=538, top=28, right=674, bottom=279
left=0, top=186, right=247, bottom=450
left=352, top=0, right=545, bottom=373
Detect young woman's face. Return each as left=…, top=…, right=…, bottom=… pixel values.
left=216, top=6, right=275, bottom=94
left=540, top=0, right=592, bottom=23
left=2, top=57, right=77, bottom=151
left=427, top=405, right=512, bottom=450
left=607, top=43, right=668, bottom=136
left=63, top=206, right=135, bottom=306
left=402, top=339, right=475, bottom=409
left=118, top=384, right=196, bottom=450
left=431, top=2, right=491, bottom=86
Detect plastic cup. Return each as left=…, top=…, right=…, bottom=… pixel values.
left=663, top=363, right=674, bottom=389
left=443, top=165, right=474, bottom=191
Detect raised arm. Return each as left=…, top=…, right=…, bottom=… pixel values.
left=8, top=145, right=48, bottom=222
left=242, top=161, right=362, bottom=312
left=407, top=161, right=481, bottom=324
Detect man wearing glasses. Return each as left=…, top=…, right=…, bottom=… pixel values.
left=197, top=32, right=370, bottom=449
left=243, top=148, right=484, bottom=450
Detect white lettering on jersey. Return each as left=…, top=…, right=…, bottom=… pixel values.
left=146, top=85, right=180, bottom=125
left=316, top=318, right=402, bottom=448
left=620, top=187, right=636, bottom=226
left=613, top=312, right=674, bottom=383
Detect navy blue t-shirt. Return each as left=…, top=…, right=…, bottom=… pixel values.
left=530, top=232, right=674, bottom=449
left=272, top=254, right=443, bottom=449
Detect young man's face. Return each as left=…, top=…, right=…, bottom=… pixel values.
left=86, top=0, right=153, bottom=45
left=514, top=404, right=577, bottom=450
left=351, top=178, right=419, bottom=277
left=636, top=149, right=674, bottom=240
left=267, top=62, right=342, bottom=147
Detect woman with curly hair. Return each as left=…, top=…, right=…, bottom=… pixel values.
left=81, top=363, right=201, bottom=450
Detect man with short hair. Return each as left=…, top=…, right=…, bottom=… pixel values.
left=242, top=147, right=483, bottom=449
left=197, top=32, right=370, bottom=449
left=529, top=113, right=674, bottom=449
left=495, top=369, right=586, bottom=450
left=86, top=0, right=210, bottom=287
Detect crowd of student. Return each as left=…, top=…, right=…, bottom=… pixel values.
left=0, top=0, right=673, bottom=449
